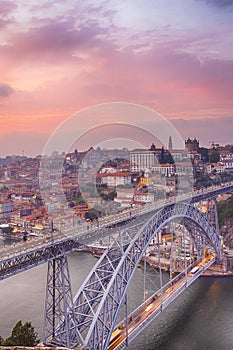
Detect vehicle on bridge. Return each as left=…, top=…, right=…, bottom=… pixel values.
left=190, top=266, right=199, bottom=274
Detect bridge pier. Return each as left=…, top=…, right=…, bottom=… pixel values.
left=44, top=255, right=77, bottom=348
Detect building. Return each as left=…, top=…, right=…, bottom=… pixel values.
left=134, top=191, right=154, bottom=203
left=152, top=163, right=175, bottom=176
left=114, top=188, right=134, bottom=207
left=206, top=162, right=225, bottom=174
left=96, top=172, right=131, bottom=187
left=130, top=149, right=159, bottom=172
left=0, top=200, right=14, bottom=221
left=175, top=162, right=194, bottom=176
left=170, top=149, right=187, bottom=162
left=220, top=153, right=233, bottom=173
left=130, top=143, right=167, bottom=172
left=130, top=143, right=194, bottom=178
left=185, top=138, right=199, bottom=152
left=99, top=166, right=117, bottom=174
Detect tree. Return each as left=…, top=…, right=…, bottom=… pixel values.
left=2, top=320, right=39, bottom=346
left=198, top=147, right=209, bottom=162
left=194, top=174, right=213, bottom=189
left=0, top=335, right=3, bottom=345
left=0, top=185, right=9, bottom=192
left=85, top=209, right=99, bottom=221
left=209, top=151, right=220, bottom=163
left=160, top=146, right=165, bottom=164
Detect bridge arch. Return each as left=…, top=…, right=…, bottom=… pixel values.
left=57, top=202, right=221, bottom=349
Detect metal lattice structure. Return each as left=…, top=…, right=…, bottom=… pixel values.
left=0, top=183, right=232, bottom=281
left=0, top=238, right=83, bottom=281
left=54, top=202, right=221, bottom=349
left=44, top=255, right=78, bottom=348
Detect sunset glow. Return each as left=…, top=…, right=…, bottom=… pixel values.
left=0, top=0, right=233, bottom=155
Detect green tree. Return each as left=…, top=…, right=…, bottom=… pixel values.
left=160, top=146, right=165, bottom=164
left=0, top=335, right=3, bottom=345
left=194, top=174, right=214, bottom=189
left=85, top=209, right=100, bottom=221
left=2, top=320, right=39, bottom=346
left=198, top=147, right=209, bottom=162
left=0, top=185, right=9, bottom=192
left=209, top=151, right=220, bottom=163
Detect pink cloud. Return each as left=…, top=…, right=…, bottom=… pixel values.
left=0, top=0, right=16, bottom=29
left=0, top=1, right=232, bottom=156
left=0, top=83, right=14, bottom=97
left=1, top=19, right=109, bottom=65
left=0, top=0, right=17, bottom=16
left=2, top=36, right=233, bottom=119
left=29, top=0, right=59, bottom=12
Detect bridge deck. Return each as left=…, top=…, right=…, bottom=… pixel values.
left=108, top=255, right=216, bottom=350
left=0, top=183, right=232, bottom=281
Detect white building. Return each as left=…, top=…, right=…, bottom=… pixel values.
left=114, top=188, right=134, bottom=207
left=97, top=172, right=131, bottom=187
left=99, top=166, right=117, bottom=174
left=130, top=149, right=159, bottom=172
left=220, top=154, right=233, bottom=172
left=130, top=144, right=188, bottom=175
left=152, top=163, right=175, bottom=176
left=175, top=162, right=193, bottom=175
left=134, top=192, right=154, bottom=203
left=170, top=149, right=187, bottom=161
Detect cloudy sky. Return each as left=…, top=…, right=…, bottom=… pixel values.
left=0, top=0, right=233, bottom=155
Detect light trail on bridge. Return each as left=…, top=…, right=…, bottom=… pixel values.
left=108, top=254, right=216, bottom=350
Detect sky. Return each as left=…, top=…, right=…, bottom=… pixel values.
left=0, top=0, right=233, bottom=156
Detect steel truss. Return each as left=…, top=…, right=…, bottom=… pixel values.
left=1, top=184, right=232, bottom=282
left=0, top=238, right=82, bottom=281
left=191, top=184, right=233, bottom=204
left=55, top=202, right=221, bottom=350
left=206, top=198, right=220, bottom=235
left=44, top=255, right=78, bottom=348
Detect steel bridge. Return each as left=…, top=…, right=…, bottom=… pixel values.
left=0, top=183, right=233, bottom=350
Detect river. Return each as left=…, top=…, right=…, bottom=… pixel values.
left=0, top=250, right=233, bottom=350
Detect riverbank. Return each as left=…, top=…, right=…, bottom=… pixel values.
left=83, top=245, right=233, bottom=277
left=144, top=255, right=233, bottom=277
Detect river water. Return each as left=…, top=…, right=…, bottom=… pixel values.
left=0, top=250, right=233, bottom=350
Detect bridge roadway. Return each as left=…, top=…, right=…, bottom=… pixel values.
left=107, top=255, right=216, bottom=350
left=0, top=183, right=232, bottom=281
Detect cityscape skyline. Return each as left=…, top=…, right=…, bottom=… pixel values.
left=0, top=0, right=233, bottom=155
left=0, top=136, right=231, bottom=158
